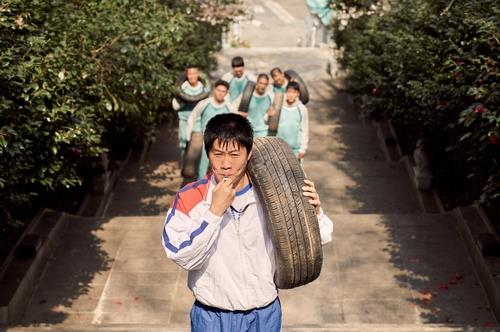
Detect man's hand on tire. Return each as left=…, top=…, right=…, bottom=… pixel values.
left=209, top=177, right=236, bottom=216
left=302, top=179, right=321, bottom=216
left=267, top=107, right=276, bottom=117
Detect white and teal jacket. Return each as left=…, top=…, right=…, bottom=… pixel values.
left=276, top=100, right=309, bottom=155
left=272, top=78, right=289, bottom=94
left=186, top=97, right=238, bottom=139
left=222, top=71, right=257, bottom=102
left=172, top=81, right=210, bottom=113
left=247, top=90, right=274, bottom=135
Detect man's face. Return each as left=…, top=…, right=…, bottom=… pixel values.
left=272, top=70, right=285, bottom=86
left=232, top=66, right=244, bottom=78
left=213, top=84, right=228, bottom=103
left=186, top=67, right=199, bottom=86
left=286, top=87, right=300, bottom=104
left=255, top=77, right=269, bottom=95
left=209, top=139, right=251, bottom=184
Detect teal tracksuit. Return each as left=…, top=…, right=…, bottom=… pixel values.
left=178, top=81, right=209, bottom=151
left=222, top=72, right=256, bottom=102
left=247, top=92, right=273, bottom=138
left=187, top=98, right=232, bottom=179
left=273, top=79, right=288, bottom=94
left=276, top=101, right=309, bottom=156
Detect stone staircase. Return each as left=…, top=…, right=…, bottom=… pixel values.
left=6, top=48, right=497, bottom=331
left=7, top=323, right=494, bottom=331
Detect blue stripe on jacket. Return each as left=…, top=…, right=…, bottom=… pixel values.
left=162, top=179, right=209, bottom=254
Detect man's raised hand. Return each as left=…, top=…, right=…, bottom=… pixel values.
left=209, top=177, right=236, bottom=217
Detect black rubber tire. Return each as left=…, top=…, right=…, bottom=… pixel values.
left=247, top=137, right=323, bottom=289
left=177, top=73, right=210, bottom=104
left=267, top=92, right=284, bottom=135
left=237, top=81, right=256, bottom=113
left=284, top=69, right=309, bottom=105
left=181, top=132, right=204, bottom=178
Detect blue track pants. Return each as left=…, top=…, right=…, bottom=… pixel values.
left=190, top=298, right=282, bottom=332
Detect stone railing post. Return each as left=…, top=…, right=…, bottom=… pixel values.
left=413, top=138, right=432, bottom=190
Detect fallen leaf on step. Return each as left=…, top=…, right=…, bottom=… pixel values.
left=422, top=290, right=432, bottom=304
left=449, top=273, right=464, bottom=285
left=436, top=283, right=449, bottom=291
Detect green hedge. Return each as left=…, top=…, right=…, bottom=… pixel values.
left=331, top=0, right=499, bottom=207
left=0, top=0, right=237, bottom=225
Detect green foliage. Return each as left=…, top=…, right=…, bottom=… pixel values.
left=332, top=0, right=500, bottom=205
left=0, top=0, right=236, bottom=225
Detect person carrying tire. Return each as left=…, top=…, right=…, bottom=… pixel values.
left=173, top=65, right=210, bottom=156
left=246, top=73, right=274, bottom=138
left=270, top=67, right=289, bottom=94
left=186, top=80, right=237, bottom=179
left=161, top=113, right=333, bottom=332
left=222, top=56, right=256, bottom=102
left=269, top=81, right=309, bottom=159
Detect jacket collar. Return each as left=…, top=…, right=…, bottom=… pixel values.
left=203, top=174, right=256, bottom=206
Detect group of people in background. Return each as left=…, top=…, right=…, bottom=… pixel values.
left=173, top=56, right=309, bottom=179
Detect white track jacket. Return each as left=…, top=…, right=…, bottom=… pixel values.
left=161, top=175, right=333, bottom=311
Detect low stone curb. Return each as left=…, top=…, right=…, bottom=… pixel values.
left=401, top=155, right=444, bottom=214
left=0, top=210, right=66, bottom=324
left=77, top=135, right=153, bottom=217
left=453, top=204, right=500, bottom=323
left=0, top=135, right=155, bottom=325
left=373, top=117, right=500, bottom=322
left=376, top=120, right=403, bottom=162
left=375, top=120, right=443, bottom=214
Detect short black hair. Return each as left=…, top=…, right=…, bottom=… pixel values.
left=257, top=73, right=269, bottom=82
left=186, top=64, right=198, bottom=70
left=287, top=81, right=300, bottom=92
left=214, top=79, right=229, bottom=90
left=231, top=56, right=245, bottom=68
left=204, top=113, right=253, bottom=155
left=270, top=67, right=282, bottom=76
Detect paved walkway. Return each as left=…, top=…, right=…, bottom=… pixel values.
left=233, top=0, right=310, bottom=47
left=9, top=1, right=498, bottom=330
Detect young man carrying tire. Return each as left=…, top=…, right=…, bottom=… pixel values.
left=162, top=113, right=333, bottom=331
left=270, top=67, right=289, bottom=94
left=269, top=81, right=309, bottom=159
left=186, top=80, right=237, bottom=180
left=222, top=56, right=256, bottom=103
left=246, top=73, right=275, bottom=138
left=173, top=65, right=210, bottom=156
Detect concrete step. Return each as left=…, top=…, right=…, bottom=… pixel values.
left=236, top=0, right=310, bottom=47
left=283, top=325, right=493, bottom=331
left=146, top=123, right=181, bottom=164
left=103, top=161, right=181, bottom=217
left=308, top=89, right=363, bottom=125
left=304, top=160, right=422, bottom=214
left=7, top=323, right=495, bottom=331
left=307, top=124, right=385, bottom=162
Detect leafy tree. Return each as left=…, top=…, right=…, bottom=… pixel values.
left=331, top=0, right=499, bottom=207
left=0, top=0, right=240, bottom=254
